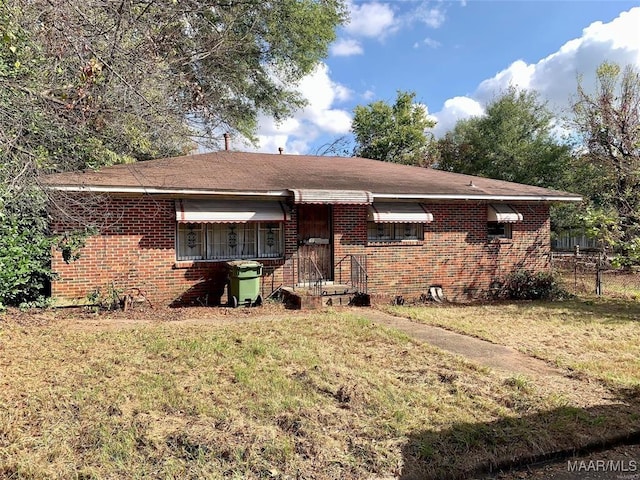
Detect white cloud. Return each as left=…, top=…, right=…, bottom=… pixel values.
left=433, top=7, right=640, bottom=136
left=344, top=1, right=397, bottom=38
left=413, top=4, right=446, bottom=29
left=298, top=65, right=351, bottom=106
left=475, top=59, right=535, bottom=101
left=430, top=96, right=484, bottom=137
left=253, top=7, right=640, bottom=152
left=255, top=134, right=290, bottom=154
left=415, top=37, right=441, bottom=49
left=339, top=1, right=445, bottom=55
left=362, top=89, right=376, bottom=101
left=252, top=64, right=353, bottom=154
left=331, top=38, right=364, bottom=57
left=482, top=7, right=640, bottom=109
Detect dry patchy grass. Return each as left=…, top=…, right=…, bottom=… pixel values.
left=0, top=307, right=638, bottom=479
left=383, top=299, right=640, bottom=389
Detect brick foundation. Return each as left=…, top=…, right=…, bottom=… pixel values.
left=50, top=196, right=550, bottom=305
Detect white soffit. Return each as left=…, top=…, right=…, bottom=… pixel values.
left=488, top=204, right=523, bottom=223
left=292, top=189, right=373, bottom=204
left=368, top=203, right=434, bottom=223
left=176, top=200, right=289, bottom=223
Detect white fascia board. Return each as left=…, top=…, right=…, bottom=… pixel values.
left=47, top=185, right=290, bottom=197
left=372, top=193, right=583, bottom=202
left=47, top=185, right=583, bottom=203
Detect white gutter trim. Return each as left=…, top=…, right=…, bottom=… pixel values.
left=46, top=185, right=583, bottom=202
left=47, top=185, right=290, bottom=197
left=372, top=193, right=583, bottom=202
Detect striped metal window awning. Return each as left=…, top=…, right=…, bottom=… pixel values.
left=291, top=189, right=373, bottom=205
left=175, top=200, right=289, bottom=223
left=367, top=203, right=434, bottom=223
left=488, top=204, right=523, bottom=223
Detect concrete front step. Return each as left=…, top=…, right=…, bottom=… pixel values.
left=281, top=286, right=370, bottom=310
left=294, top=283, right=354, bottom=295
left=322, top=286, right=358, bottom=296
left=323, top=294, right=353, bottom=306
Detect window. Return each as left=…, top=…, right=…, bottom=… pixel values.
left=176, top=222, right=283, bottom=261
left=487, top=221, right=512, bottom=239
left=208, top=223, right=256, bottom=259
left=258, top=223, right=283, bottom=258
left=367, top=222, right=424, bottom=242
left=176, top=223, right=204, bottom=260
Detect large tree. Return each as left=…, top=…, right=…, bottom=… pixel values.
left=571, top=62, right=640, bottom=263
left=437, top=87, right=572, bottom=189
left=1, top=0, right=346, bottom=171
left=351, top=90, right=436, bottom=166
left=0, top=0, right=346, bottom=306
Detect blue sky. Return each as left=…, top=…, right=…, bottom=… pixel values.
left=249, top=1, right=640, bottom=155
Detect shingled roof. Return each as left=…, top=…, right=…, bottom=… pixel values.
left=42, top=151, right=581, bottom=202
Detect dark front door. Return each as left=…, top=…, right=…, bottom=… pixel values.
left=297, top=204, right=333, bottom=281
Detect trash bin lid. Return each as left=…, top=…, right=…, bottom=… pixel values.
left=226, top=260, right=263, bottom=268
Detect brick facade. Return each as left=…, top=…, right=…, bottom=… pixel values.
left=336, top=203, right=550, bottom=301
left=50, top=196, right=550, bottom=305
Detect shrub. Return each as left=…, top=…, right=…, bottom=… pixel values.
left=0, top=211, right=53, bottom=308
left=0, top=189, right=54, bottom=309
left=499, top=269, right=563, bottom=300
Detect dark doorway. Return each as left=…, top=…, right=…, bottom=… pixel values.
left=297, top=204, right=333, bottom=281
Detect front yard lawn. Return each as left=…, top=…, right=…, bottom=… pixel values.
left=383, top=299, right=640, bottom=389
left=1, top=303, right=638, bottom=479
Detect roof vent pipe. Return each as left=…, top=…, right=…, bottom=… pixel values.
left=278, top=147, right=284, bottom=155
left=223, top=133, right=230, bottom=151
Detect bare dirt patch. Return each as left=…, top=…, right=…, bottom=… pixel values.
left=3, top=300, right=305, bottom=331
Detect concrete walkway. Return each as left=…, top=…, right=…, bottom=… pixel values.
left=364, top=309, right=563, bottom=377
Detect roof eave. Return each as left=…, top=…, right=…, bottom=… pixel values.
left=45, top=185, right=291, bottom=197
left=45, top=185, right=583, bottom=203
left=372, top=193, right=583, bottom=202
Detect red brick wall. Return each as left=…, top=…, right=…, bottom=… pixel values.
left=50, top=196, right=550, bottom=305
left=50, top=196, right=295, bottom=305
left=333, top=202, right=550, bottom=302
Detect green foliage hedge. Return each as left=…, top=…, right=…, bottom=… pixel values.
left=0, top=191, right=53, bottom=309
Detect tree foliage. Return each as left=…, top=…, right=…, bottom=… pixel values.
left=437, top=87, right=572, bottom=189
left=1, top=0, right=346, bottom=171
left=0, top=187, right=53, bottom=309
left=351, top=90, right=437, bottom=166
left=571, top=62, right=640, bottom=263
left=0, top=0, right=346, bottom=305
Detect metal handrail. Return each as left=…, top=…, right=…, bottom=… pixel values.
left=350, top=254, right=368, bottom=294
left=297, top=255, right=324, bottom=296
left=336, top=254, right=368, bottom=294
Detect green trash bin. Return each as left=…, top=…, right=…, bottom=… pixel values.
left=227, top=261, right=263, bottom=308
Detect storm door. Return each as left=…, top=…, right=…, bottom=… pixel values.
left=297, top=204, right=333, bottom=281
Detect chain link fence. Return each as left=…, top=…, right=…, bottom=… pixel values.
left=551, top=250, right=640, bottom=299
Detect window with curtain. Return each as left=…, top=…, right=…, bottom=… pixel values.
left=176, top=223, right=205, bottom=260
left=367, top=222, right=423, bottom=242
left=176, top=223, right=284, bottom=261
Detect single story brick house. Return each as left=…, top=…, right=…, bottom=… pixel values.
left=43, top=151, right=581, bottom=305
